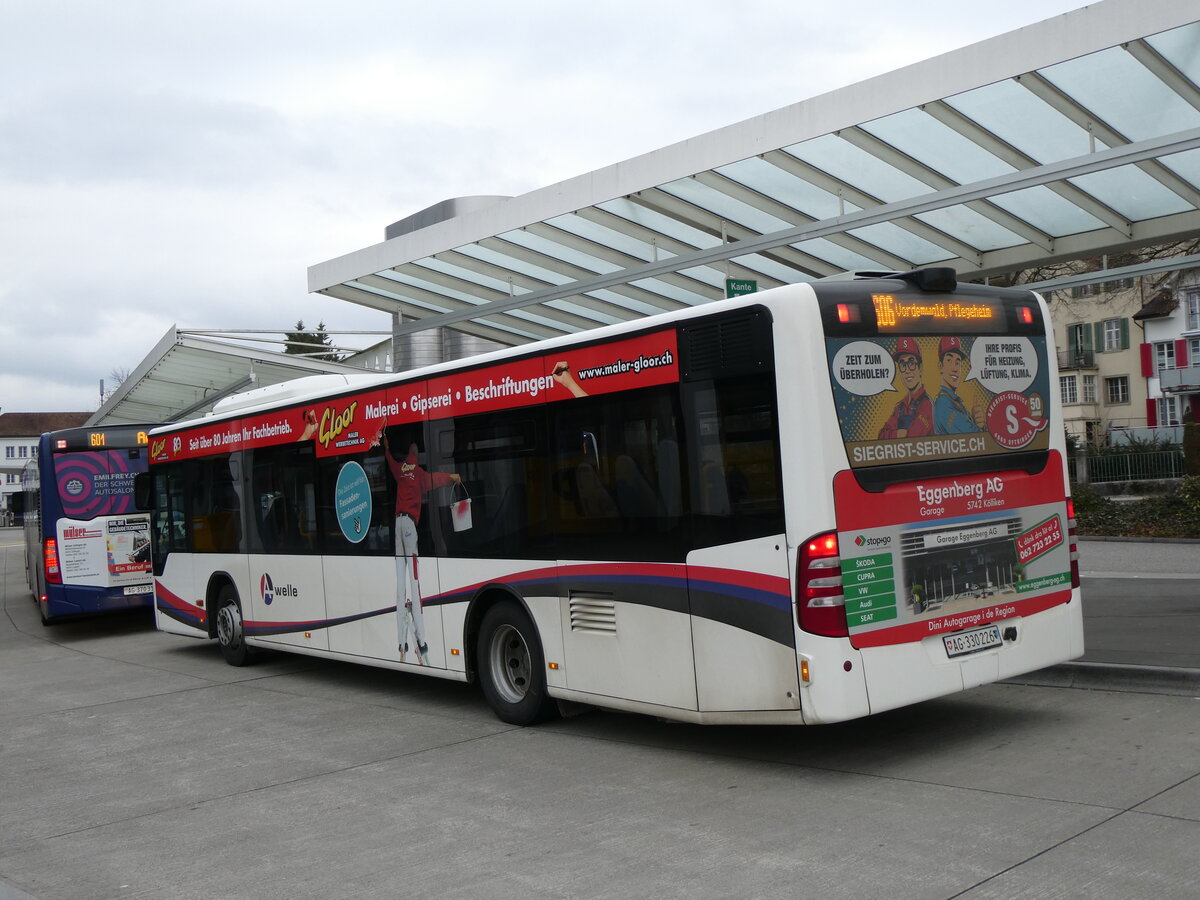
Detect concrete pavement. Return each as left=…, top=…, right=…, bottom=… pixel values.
left=2, top=527, right=1199, bottom=898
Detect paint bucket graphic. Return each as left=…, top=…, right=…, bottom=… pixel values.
left=450, top=482, right=472, bottom=532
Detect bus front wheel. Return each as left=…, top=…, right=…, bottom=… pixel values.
left=477, top=601, right=557, bottom=726
left=215, top=586, right=254, bottom=667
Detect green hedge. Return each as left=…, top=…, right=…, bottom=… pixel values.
left=1073, top=476, right=1200, bottom=538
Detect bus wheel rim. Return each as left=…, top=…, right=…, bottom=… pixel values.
left=218, top=604, right=241, bottom=647
left=488, top=623, right=531, bottom=705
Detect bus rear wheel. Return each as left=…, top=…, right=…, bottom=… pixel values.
left=215, top=586, right=254, bottom=667
left=477, top=601, right=557, bottom=726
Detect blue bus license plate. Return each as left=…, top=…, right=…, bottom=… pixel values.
left=124, top=584, right=153, bottom=595
left=943, top=624, right=1002, bottom=658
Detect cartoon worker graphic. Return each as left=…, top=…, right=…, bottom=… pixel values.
left=934, top=336, right=985, bottom=434
left=878, top=337, right=933, bottom=439
left=382, top=432, right=461, bottom=665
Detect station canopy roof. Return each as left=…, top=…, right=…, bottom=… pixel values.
left=309, top=0, right=1200, bottom=349
left=89, top=328, right=372, bottom=427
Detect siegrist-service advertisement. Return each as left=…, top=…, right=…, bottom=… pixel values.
left=826, top=334, right=1052, bottom=468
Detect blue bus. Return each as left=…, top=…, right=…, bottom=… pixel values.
left=22, top=425, right=155, bottom=623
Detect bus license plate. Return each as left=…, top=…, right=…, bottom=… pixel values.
left=124, top=584, right=153, bottom=595
left=943, top=625, right=1002, bottom=658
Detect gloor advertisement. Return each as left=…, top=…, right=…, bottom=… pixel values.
left=151, top=330, right=679, bottom=463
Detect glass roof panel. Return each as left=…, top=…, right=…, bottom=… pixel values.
left=454, top=243, right=576, bottom=285
left=715, top=157, right=845, bottom=220
left=1037, top=47, right=1200, bottom=141
left=497, top=229, right=621, bottom=275
left=585, top=288, right=675, bottom=317
left=792, top=238, right=880, bottom=272
left=543, top=299, right=622, bottom=325
left=632, top=275, right=714, bottom=305
left=417, top=256, right=517, bottom=294
left=985, top=185, right=1105, bottom=235
left=943, top=79, right=1095, bottom=164
left=659, top=176, right=793, bottom=234
left=846, top=221, right=955, bottom=265
left=544, top=212, right=660, bottom=262
left=597, top=197, right=721, bottom=249
left=1159, top=148, right=1200, bottom=190
left=377, top=269, right=499, bottom=307
left=785, top=134, right=932, bottom=202
left=860, top=108, right=1016, bottom=185
left=1067, top=165, right=1194, bottom=219
left=913, top=206, right=1023, bottom=252
left=1147, top=22, right=1200, bottom=85
left=730, top=254, right=812, bottom=283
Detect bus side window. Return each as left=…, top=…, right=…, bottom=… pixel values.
left=551, top=385, right=686, bottom=562
left=247, top=445, right=318, bottom=554
left=684, top=374, right=784, bottom=549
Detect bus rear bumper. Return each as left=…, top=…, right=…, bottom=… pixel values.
left=860, top=594, right=1084, bottom=717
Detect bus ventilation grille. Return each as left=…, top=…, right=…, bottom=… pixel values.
left=569, top=595, right=617, bottom=634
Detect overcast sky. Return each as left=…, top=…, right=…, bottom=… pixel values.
left=1, top=0, right=1089, bottom=413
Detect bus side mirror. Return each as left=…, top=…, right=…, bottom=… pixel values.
left=134, top=472, right=155, bottom=511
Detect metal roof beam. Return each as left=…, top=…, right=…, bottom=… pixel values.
left=1026, top=251, right=1200, bottom=293
left=1016, top=70, right=1200, bottom=210
left=1124, top=38, right=1200, bottom=113
left=359, top=273, right=572, bottom=339
left=583, top=200, right=839, bottom=279
left=922, top=97, right=1134, bottom=236
left=522, top=220, right=727, bottom=298
left=476, top=235, right=705, bottom=311
left=631, top=186, right=914, bottom=275
left=434, top=248, right=648, bottom=323
left=323, top=283, right=533, bottom=346
left=391, top=262, right=611, bottom=332
left=753, top=143, right=984, bottom=265
left=834, top=125, right=1054, bottom=252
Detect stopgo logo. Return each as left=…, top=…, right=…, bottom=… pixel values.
left=855, top=534, right=892, bottom=548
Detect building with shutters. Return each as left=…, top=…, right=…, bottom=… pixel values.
left=0, top=411, right=91, bottom=517
left=1049, top=278, right=1146, bottom=446
left=1136, top=269, right=1200, bottom=435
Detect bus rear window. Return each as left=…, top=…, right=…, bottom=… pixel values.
left=815, top=281, right=1052, bottom=484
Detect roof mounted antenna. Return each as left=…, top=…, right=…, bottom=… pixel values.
left=885, top=267, right=957, bottom=292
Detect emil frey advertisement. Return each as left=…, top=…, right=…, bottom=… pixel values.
left=826, top=333, right=1072, bottom=648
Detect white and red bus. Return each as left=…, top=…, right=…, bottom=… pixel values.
left=138, top=267, right=1082, bottom=725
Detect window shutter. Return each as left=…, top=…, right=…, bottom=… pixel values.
left=1176, top=339, right=1189, bottom=368
left=1119, top=318, right=1129, bottom=350
left=1140, top=343, right=1154, bottom=377
left=1146, top=398, right=1158, bottom=426
left=1093, top=322, right=1104, bottom=352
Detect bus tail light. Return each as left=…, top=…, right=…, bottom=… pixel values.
left=797, top=531, right=848, bottom=637
left=44, top=538, right=62, bottom=584
left=1066, top=497, right=1079, bottom=590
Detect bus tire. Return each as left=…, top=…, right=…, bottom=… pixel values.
left=215, top=585, right=254, bottom=667
left=477, top=601, right=557, bottom=726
